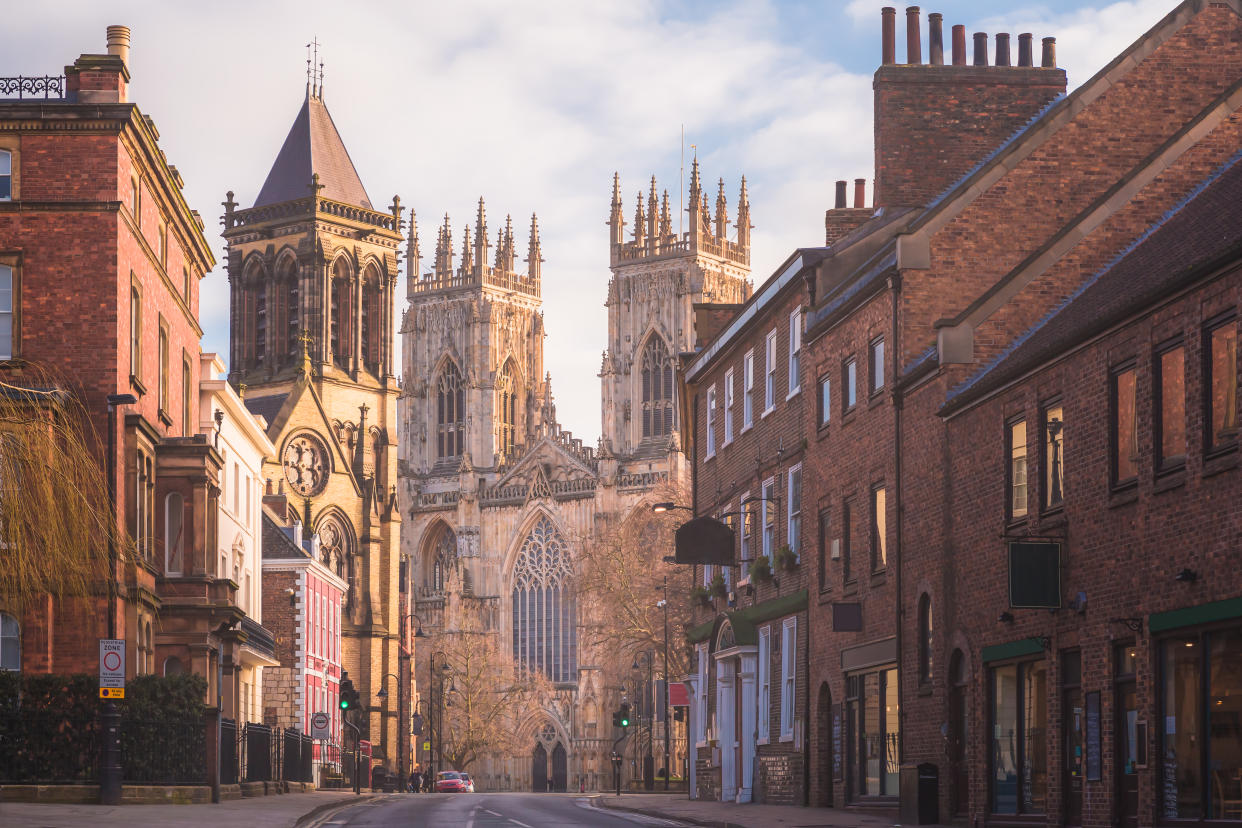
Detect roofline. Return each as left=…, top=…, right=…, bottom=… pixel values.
left=685, top=248, right=823, bottom=381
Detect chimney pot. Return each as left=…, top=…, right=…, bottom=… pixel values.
left=834, top=180, right=847, bottom=209
left=1018, top=33, right=1033, bottom=67
left=928, top=13, right=944, bottom=65
left=952, top=25, right=966, bottom=65
left=106, top=25, right=130, bottom=68
left=995, top=33, right=1011, bottom=66
left=881, top=7, right=897, bottom=65
left=973, top=32, right=989, bottom=66
left=1042, top=36, right=1057, bottom=68
left=906, top=6, right=922, bottom=65
left=854, top=179, right=866, bottom=209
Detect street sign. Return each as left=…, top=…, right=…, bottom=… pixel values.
left=99, top=639, right=125, bottom=691
left=422, top=740, right=431, bottom=752
left=310, top=711, right=331, bottom=739
left=99, top=687, right=125, bottom=699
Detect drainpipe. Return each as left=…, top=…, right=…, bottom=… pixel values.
left=890, top=272, right=905, bottom=770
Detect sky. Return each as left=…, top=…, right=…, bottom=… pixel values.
left=4, top=0, right=1178, bottom=442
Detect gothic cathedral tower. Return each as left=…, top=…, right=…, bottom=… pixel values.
left=600, top=158, right=753, bottom=483
left=222, top=81, right=405, bottom=769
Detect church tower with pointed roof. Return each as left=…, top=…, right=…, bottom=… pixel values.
left=222, top=76, right=406, bottom=775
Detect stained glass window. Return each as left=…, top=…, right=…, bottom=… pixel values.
left=511, top=516, right=576, bottom=683
left=641, top=336, right=674, bottom=439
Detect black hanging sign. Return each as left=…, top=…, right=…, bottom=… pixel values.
left=675, top=517, right=736, bottom=566
left=1008, top=540, right=1062, bottom=608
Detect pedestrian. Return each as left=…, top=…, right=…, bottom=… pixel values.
left=409, top=768, right=420, bottom=793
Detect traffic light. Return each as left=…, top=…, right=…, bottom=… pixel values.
left=614, top=702, right=630, bottom=729
left=339, top=672, right=358, bottom=712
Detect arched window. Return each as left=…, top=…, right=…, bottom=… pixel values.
left=317, top=513, right=353, bottom=581
left=918, top=594, right=933, bottom=684
left=428, top=525, right=456, bottom=593
left=511, top=516, right=576, bottom=683
left=254, top=285, right=267, bottom=366
left=497, top=360, right=520, bottom=457
left=641, top=336, right=674, bottom=439
left=163, top=656, right=183, bottom=676
left=360, top=264, right=383, bottom=376
left=437, top=361, right=465, bottom=459
left=165, top=492, right=184, bottom=575
left=330, top=258, right=353, bottom=368
left=0, top=612, right=19, bottom=671
left=276, top=255, right=299, bottom=361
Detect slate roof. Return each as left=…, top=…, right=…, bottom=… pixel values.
left=942, top=151, right=1242, bottom=415
left=253, top=94, right=372, bottom=209
left=262, top=512, right=311, bottom=560
left=243, top=393, right=288, bottom=431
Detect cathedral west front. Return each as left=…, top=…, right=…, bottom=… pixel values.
left=398, top=164, right=753, bottom=791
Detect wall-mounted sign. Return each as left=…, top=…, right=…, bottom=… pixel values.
left=1008, top=541, right=1062, bottom=608
left=1085, top=691, right=1102, bottom=782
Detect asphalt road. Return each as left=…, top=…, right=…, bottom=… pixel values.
left=312, top=792, right=691, bottom=828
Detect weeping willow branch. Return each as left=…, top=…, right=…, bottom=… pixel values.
left=0, top=367, right=131, bottom=612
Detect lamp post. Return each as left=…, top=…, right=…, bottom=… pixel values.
left=100, top=392, right=136, bottom=807
left=632, top=650, right=655, bottom=791
left=658, top=579, right=671, bottom=791
left=429, top=650, right=450, bottom=782
left=376, top=672, right=401, bottom=791
left=386, top=613, right=426, bottom=790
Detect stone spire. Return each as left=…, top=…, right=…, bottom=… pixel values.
left=460, top=223, right=473, bottom=276
left=608, top=172, right=624, bottom=247
left=736, top=176, right=752, bottom=250
left=526, top=212, right=543, bottom=280
left=688, top=155, right=702, bottom=241
left=435, top=214, right=453, bottom=277
left=503, top=214, right=516, bottom=273
left=406, top=208, right=420, bottom=283
left=474, top=197, right=489, bottom=277
left=632, top=191, right=646, bottom=246
left=659, top=190, right=672, bottom=238
left=700, top=191, right=711, bottom=237
left=715, top=177, right=728, bottom=239
left=647, top=176, right=658, bottom=248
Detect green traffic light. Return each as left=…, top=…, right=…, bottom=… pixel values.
left=340, top=698, right=350, bottom=710
left=620, top=717, right=629, bottom=727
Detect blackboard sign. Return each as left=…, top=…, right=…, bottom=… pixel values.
left=1008, top=541, right=1062, bottom=608
left=832, top=704, right=842, bottom=778
left=1085, top=691, right=1102, bottom=782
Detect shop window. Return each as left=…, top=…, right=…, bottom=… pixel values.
left=1206, top=317, right=1238, bottom=453
left=1042, top=402, right=1064, bottom=510
left=1111, top=364, right=1138, bottom=485
left=1162, top=626, right=1242, bottom=820
left=845, top=667, right=899, bottom=799
left=1008, top=418, right=1028, bottom=519
left=991, top=659, right=1047, bottom=815
left=1157, top=342, right=1187, bottom=470
left=0, top=612, right=18, bottom=671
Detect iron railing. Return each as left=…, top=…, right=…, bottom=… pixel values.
left=0, top=707, right=98, bottom=783
left=121, top=716, right=207, bottom=784
left=221, top=717, right=239, bottom=784
left=0, top=75, right=66, bottom=100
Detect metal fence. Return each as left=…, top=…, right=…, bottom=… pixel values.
left=0, top=707, right=99, bottom=783
left=221, top=717, right=239, bottom=785
left=121, top=716, right=207, bottom=785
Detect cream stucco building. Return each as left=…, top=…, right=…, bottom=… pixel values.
left=399, top=163, right=752, bottom=791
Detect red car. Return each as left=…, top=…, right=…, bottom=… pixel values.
left=435, top=770, right=468, bottom=792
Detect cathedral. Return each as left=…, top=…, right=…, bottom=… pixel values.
left=398, top=163, right=753, bottom=791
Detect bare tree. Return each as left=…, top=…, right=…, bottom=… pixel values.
left=0, top=368, right=128, bottom=611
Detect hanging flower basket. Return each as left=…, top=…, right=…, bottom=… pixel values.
left=748, top=555, right=773, bottom=583
left=775, top=544, right=798, bottom=572
left=691, top=585, right=712, bottom=607
left=709, top=573, right=728, bottom=599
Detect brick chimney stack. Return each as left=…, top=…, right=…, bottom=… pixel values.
left=872, top=8, right=1067, bottom=207
left=65, top=25, right=131, bottom=104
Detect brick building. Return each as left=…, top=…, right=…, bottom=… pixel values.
left=0, top=28, right=235, bottom=696
left=681, top=236, right=813, bottom=804
left=791, top=2, right=1242, bottom=825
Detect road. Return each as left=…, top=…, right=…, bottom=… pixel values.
left=310, top=792, right=690, bottom=828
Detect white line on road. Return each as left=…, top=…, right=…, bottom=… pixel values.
left=484, top=810, right=503, bottom=816
left=508, top=820, right=533, bottom=828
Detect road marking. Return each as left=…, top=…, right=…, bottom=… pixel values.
left=509, top=820, right=533, bottom=828
left=484, top=809, right=503, bottom=816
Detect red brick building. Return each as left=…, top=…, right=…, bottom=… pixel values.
left=792, top=2, right=1242, bottom=825
left=0, top=29, right=243, bottom=705
left=681, top=234, right=813, bottom=804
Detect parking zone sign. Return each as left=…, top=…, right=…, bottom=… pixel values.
left=99, top=639, right=125, bottom=699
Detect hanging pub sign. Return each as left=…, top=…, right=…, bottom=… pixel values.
left=674, top=517, right=735, bottom=566
left=1008, top=540, right=1062, bottom=609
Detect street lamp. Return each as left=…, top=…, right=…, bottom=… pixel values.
left=657, top=580, right=671, bottom=791
left=651, top=502, right=693, bottom=514
left=429, top=650, right=451, bottom=781
left=631, top=650, right=656, bottom=791
left=389, top=612, right=427, bottom=788
left=376, top=671, right=402, bottom=791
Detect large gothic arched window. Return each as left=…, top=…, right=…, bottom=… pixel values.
left=437, top=361, right=465, bottom=459
left=641, top=336, right=674, bottom=439
left=275, top=255, right=299, bottom=362
left=317, top=513, right=355, bottom=606
left=511, top=516, right=576, bottom=683
left=497, top=360, right=520, bottom=458
left=360, top=263, right=383, bottom=377
left=330, top=258, right=353, bottom=368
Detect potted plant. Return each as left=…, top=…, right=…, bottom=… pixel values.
left=749, top=555, right=773, bottom=583
left=709, top=572, right=728, bottom=599
left=690, top=585, right=712, bottom=607
left=775, top=544, right=798, bottom=572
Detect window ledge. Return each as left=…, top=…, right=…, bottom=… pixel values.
left=1153, top=470, right=1185, bottom=494
left=917, top=683, right=933, bottom=697
left=778, top=733, right=794, bottom=744
left=741, top=423, right=753, bottom=434
left=870, top=570, right=887, bottom=587
left=842, top=580, right=858, bottom=597
left=757, top=736, right=770, bottom=746
left=785, top=387, right=801, bottom=402
left=158, top=408, right=173, bottom=428
left=1108, top=485, right=1139, bottom=509
left=130, top=375, right=147, bottom=396
left=761, top=406, right=776, bottom=419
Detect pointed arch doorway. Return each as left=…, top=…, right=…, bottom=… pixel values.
left=532, top=742, right=548, bottom=792
left=551, top=742, right=567, bottom=792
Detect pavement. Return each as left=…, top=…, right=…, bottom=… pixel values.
left=0, top=790, right=375, bottom=828
left=595, top=792, right=941, bottom=827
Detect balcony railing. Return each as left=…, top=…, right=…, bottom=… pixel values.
left=0, top=75, right=66, bottom=101
left=241, top=616, right=277, bottom=660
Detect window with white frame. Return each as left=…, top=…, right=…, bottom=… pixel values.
left=787, top=465, right=802, bottom=560
left=739, top=493, right=752, bottom=563
left=723, top=369, right=734, bottom=444
left=706, top=384, right=717, bottom=457
left=781, top=616, right=797, bottom=740
left=743, top=350, right=755, bottom=428
left=696, top=643, right=708, bottom=743
left=0, top=150, right=11, bottom=201
left=762, top=478, right=776, bottom=559
left=844, top=358, right=857, bottom=411
left=764, top=330, right=778, bottom=413
left=788, top=309, right=802, bottom=396
left=0, top=264, right=14, bottom=361
left=758, top=626, right=771, bottom=742
left=870, top=336, right=885, bottom=393
left=702, top=563, right=714, bottom=588
left=817, top=374, right=831, bottom=427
